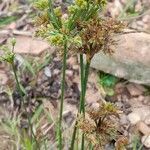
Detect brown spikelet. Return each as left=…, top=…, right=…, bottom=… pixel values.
left=115, top=136, right=129, bottom=150
left=77, top=102, right=126, bottom=149
left=75, top=18, right=124, bottom=61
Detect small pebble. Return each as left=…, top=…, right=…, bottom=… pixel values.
left=63, top=110, right=75, bottom=127
left=72, top=65, right=79, bottom=70
left=67, top=57, right=77, bottom=66
left=90, top=102, right=100, bottom=111
left=135, top=1, right=142, bottom=12
left=127, top=112, right=141, bottom=125
left=116, top=101, right=123, bottom=109
left=130, top=22, right=138, bottom=29
left=137, top=121, right=150, bottom=135
left=126, top=84, right=143, bottom=96
left=138, top=95, right=144, bottom=102
left=105, top=143, right=115, bottom=150
left=141, top=135, right=150, bottom=148
left=66, top=70, right=73, bottom=77
left=142, top=15, right=150, bottom=23
left=44, top=67, right=52, bottom=77
left=143, top=24, right=150, bottom=30
left=53, top=69, right=60, bottom=75
left=120, top=114, right=129, bottom=125
left=145, top=115, right=150, bottom=125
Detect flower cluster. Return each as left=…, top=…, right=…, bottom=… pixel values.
left=35, top=0, right=124, bottom=60
left=77, top=102, right=127, bottom=149
left=34, top=0, right=107, bottom=48
left=75, top=0, right=87, bottom=9
left=74, top=18, right=124, bottom=61
left=74, top=0, right=106, bottom=9
left=34, top=0, right=49, bottom=10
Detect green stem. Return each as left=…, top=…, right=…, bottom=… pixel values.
left=48, top=0, right=61, bottom=30
left=70, top=57, right=91, bottom=150
left=12, top=63, right=23, bottom=101
left=81, top=134, right=85, bottom=150
left=70, top=118, right=78, bottom=150
left=89, top=142, right=93, bottom=150
left=80, top=54, right=85, bottom=150
left=80, top=60, right=90, bottom=150
left=58, top=36, right=67, bottom=150
left=70, top=54, right=84, bottom=150
left=79, top=54, right=84, bottom=113
left=82, top=60, right=90, bottom=114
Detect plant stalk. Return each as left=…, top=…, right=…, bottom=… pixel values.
left=80, top=54, right=85, bottom=150
left=70, top=56, right=91, bottom=150
left=80, top=59, right=90, bottom=150
left=70, top=118, right=78, bottom=150
left=70, top=54, right=84, bottom=150
left=58, top=36, right=67, bottom=150
left=79, top=54, right=84, bottom=113
left=82, top=60, right=90, bottom=113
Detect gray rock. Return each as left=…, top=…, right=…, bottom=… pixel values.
left=90, top=30, right=150, bottom=85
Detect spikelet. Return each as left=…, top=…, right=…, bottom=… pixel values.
left=115, top=136, right=129, bottom=150
left=77, top=102, right=127, bottom=149
left=34, top=12, right=49, bottom=26
left=34, top=0, right=49, bottom=10
left=75, top=18, right=124, bottom=61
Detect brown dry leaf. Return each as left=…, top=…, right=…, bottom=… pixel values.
left=42, top=99, right=58, bottom=122
left=36, top=100, right=58, bottom=141
left=36, top=115, right=55, bottom=141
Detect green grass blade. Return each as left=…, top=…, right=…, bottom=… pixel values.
left=31, top=104, right=43, bottom=124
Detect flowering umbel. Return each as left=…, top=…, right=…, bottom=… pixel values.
left=34, top=0, right=124, bottom=58
left=34, top=0, right=110, bottom=49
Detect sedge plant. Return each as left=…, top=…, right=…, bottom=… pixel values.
left=34, top=0, right=124, bottom=149
left=0, top=39, right=40, bottom=149
left=34, top=0, right=105, bottom=148
left=34, top=0, right=69, bottom=148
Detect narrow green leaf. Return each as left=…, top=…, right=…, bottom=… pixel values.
left=31, top=104, right=43, bottom=124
